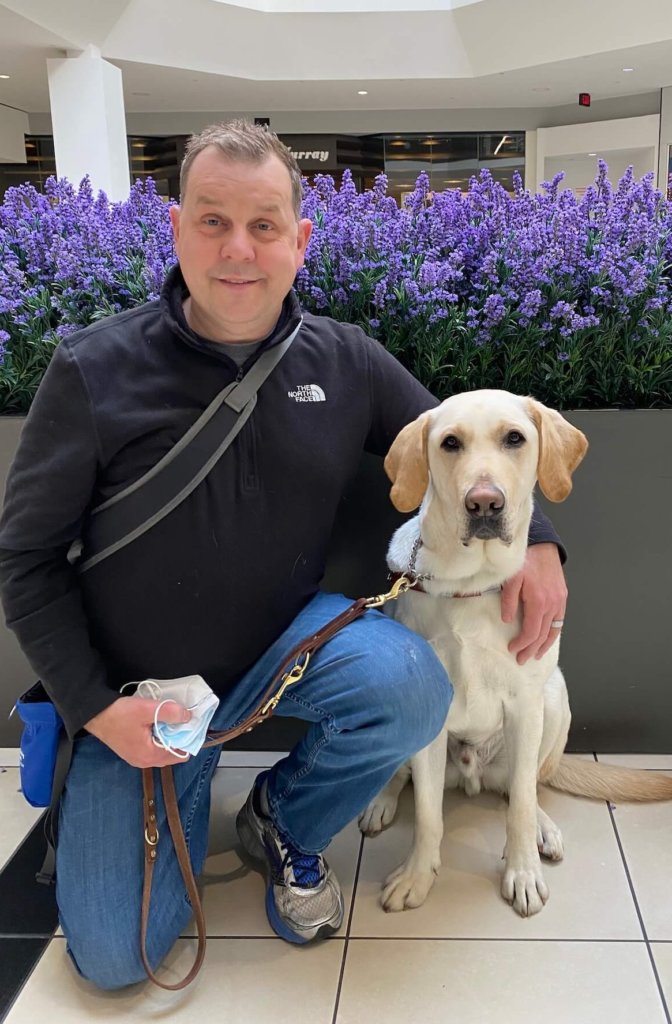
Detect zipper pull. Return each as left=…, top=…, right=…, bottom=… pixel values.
left=235, top=366, right=245, bottom=382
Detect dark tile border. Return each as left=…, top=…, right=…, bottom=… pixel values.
left=0, top=937, right=50, bottom=1021
left=0, top=815, right=58, bottom=936
left=0, top=816, right=58, bottom=1020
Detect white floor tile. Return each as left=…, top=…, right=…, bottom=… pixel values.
left=0, top=768, right=43, bottom=871
left=5, top=936, right=343, bottom=1023
left=336, top=940, right=667, bottom=1024
left=217, top=750, right=288, bottom=768
left=611, top=799, right=672, bottom=940
left=352, top=782, right=641, bottom=939
left=597, top=754, right=672, bottom=770
left=0, top=748, right=288, bottom=769
left=183, top=766, right=361, bottom=939
left=652, top=942, right=672, bottom=1013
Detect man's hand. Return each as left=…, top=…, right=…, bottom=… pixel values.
left=85, top=696, right=192, bottom=768
left=501, top=543, right=567, bottom=665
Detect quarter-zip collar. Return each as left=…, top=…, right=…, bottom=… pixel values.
left=160, top=263, right=303, bottom=372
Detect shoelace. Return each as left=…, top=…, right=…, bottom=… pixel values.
left=279, top=841, right=324, bottom=888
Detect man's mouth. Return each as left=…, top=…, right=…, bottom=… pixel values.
left=218, top=278, right=259, bottom=287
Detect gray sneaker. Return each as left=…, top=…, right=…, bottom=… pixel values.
left=235, top=772, right=344, bottom=944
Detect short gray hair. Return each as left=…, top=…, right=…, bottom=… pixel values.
left=180, top=120, right=303, bottom=218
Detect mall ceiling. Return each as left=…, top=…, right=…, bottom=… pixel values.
left=1, top=0, right=672, bottom=113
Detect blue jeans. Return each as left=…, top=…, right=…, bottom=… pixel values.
left=56, top=592, right=452, bottom=989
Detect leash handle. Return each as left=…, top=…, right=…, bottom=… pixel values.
left=138, top=578, right=411, bottom=990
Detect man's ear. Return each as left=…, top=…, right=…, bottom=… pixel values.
left=169, top=204, right=181, bottom=250
left=384, top=413, right=431, bottom=512
left=295, top=218, right=312, bottom=269
left=526, top=398, right=588, bottom=501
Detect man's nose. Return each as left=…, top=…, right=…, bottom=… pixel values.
left=220, top=227, right=255, bottom=261
left=464, top=484, right=505, bottom=519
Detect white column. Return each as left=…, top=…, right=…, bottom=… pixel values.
left=658, top=87, right=672, bottom=194
left=524, top=129, right=538, bottom=194
left=47, top=46, right=130, bottom=201
left=0, top=105, right=29, bottom=162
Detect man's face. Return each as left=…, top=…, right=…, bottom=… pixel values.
left=170, top=148, right=312, bottom=343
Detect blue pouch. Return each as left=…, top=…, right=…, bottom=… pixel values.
left=14, top=682, right=64, bottom=808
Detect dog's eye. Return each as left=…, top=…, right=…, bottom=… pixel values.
left=441, top=434, right=462, bottom=452
left=505, top=430, right=525, bottom=447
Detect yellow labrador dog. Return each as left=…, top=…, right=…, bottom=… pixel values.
left=359, top=390, right=672, bottom=917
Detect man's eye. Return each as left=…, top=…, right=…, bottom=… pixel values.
left=505, top=430, right=526, bottom=447
left=441, top=434, right=462, bottom=452
left=203, top=217, right=220, bottom=227
left=256, top=222, right=273, bottom=231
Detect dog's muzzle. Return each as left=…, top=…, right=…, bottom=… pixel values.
left=464, top=484, right=506, bottom=540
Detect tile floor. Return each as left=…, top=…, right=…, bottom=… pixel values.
left=1, top=749, right=670, bottom=1024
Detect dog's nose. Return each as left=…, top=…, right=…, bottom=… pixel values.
left=465, top=484, right=505, bottom=519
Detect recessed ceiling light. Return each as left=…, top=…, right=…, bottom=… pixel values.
left=357, top=90, right=368, bottom=95
left=0, top=74, right=10, bottom=80
left=588, top=152, right=597, bottom=156
left=622, top=67, right=635, bottom=72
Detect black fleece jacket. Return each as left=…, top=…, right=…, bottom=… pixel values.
left=0, top=266, right=563, bottom=738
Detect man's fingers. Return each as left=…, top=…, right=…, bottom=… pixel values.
left=155, top=698, right=192, bottom=724
left=508, top=607, right=543, bottom=655
left=535, top=623, right=563, bottom=660
left=133, top=697, right=192, bottom=724
left=130, top=749, right=190, bottom=769
left=501, top=574, right=523, bottom=623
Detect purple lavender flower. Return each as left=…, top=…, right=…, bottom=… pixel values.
left=3, top=157, right=672, bottom=413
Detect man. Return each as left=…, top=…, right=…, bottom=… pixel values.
left=0, top=122, right=567, bottom=989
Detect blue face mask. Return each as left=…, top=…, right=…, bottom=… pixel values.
left=123, top=675, right=220, bottom=758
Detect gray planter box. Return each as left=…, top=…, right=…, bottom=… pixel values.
left=1, top=411, right=670, bottom=752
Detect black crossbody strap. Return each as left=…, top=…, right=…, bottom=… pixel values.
left=77, top=321, right=301, bottom=573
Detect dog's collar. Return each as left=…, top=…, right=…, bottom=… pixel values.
left=392, top=535, right=503, bottom=599
left=387, top=571, right=501, bottom=599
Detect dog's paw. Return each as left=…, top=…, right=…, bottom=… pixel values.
left=358, top=792, right=400, bottom=836
left=381, top=857, right=439, bottom=912
left=501, top=861, right=549, bottom=917
left=537, top=820, right=564, bottom=861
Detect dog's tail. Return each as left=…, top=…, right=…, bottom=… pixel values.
left=543, top=756, right=672, bottom=803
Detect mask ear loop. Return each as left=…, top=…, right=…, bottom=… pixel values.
left=120, top=679, right=162, bottom=700
left=151, top=699, right=190, bottom=760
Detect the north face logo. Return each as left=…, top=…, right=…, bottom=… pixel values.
left=287, top=384, right=326, bottom=402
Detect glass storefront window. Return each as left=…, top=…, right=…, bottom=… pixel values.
left=378, top=131, right=525, bottom=202
left=0, top=131, right=524, bottom=204
left=0, top=136, right=56, bottom=195
left=128, top=136, right=184, bottom=200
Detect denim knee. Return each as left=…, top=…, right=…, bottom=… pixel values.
left=370, top=621, right=452, bottom=755
left=66, top=941, right=146, bottom=991
left=61, top=898, right=191, bottom=990
left=64, top=925, right=187, bottom=991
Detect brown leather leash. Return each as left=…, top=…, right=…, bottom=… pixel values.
left=140, top=576, right=411, bottom=989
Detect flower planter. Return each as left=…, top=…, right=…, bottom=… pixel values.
left=1, top=410, right=671, bottom=751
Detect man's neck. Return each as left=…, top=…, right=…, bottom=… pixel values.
left=183, top=296, right=281, bottom=345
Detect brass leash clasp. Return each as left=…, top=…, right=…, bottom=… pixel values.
left=364, top=574, right=412, bottom=609
left=261, top=651, right=311, bottom=715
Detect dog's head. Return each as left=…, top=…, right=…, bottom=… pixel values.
left=384, top=390, right=588, bottom=545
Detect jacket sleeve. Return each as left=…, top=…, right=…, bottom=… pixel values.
left=361, top=333, right=566, bottom=562
left=0, top=342, right=118, bottom=738
left=528, top=501, right=566, bottom=563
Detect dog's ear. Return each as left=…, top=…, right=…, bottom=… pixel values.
left=526, top=398, right=588, bottom=501
left=384, top=413, right=431, bottom=512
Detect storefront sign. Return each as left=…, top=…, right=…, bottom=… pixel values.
left=280, top=135, right=338, bottom=171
